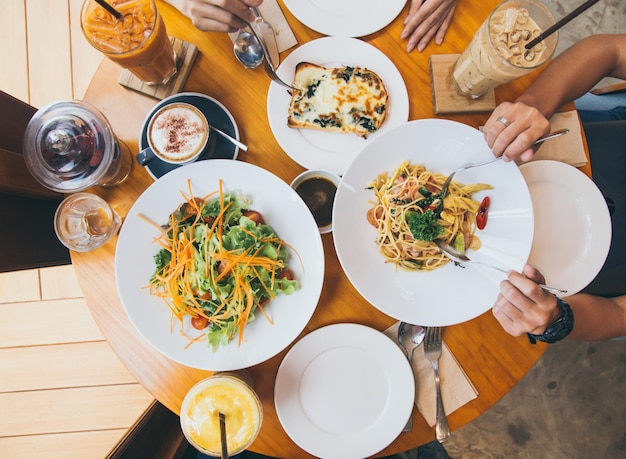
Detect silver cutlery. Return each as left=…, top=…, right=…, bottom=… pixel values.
left=397, top=322, right=426, bottom=432
left=233, top=27, right=264, bottom=68
left=440, top=129, right=570, bottom=197
left=434, top=240, right=567, bottom=295
left=423, top=326, right=450, bottom=443
left=245, top=21, right=299, bottom=90
left=250, top=7, right=280, bottom=68
left=209, top=124, right=248, bottom=152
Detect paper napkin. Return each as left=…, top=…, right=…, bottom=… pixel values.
left=529, top=110, right=588, bottom=167
left=384, top=322, right=478, bottom=427
left=228, top=0, right=298, bottom=53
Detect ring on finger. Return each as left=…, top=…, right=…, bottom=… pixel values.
left=496, top=116, right=511, bottom=127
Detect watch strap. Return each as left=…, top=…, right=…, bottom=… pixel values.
left=527, top=297, right=574, bottom=344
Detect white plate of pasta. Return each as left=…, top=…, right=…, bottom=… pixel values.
left=115, top=160, right=325, bottom=371
left=333, top=119, right=534, bottom=326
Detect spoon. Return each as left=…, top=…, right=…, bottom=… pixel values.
left=397, top=322, right=425, bottom=432
left=233, top=27, right=264, bottom=69
left=397, top=322, right=426, bottom=362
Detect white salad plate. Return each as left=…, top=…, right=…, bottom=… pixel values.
left=333, top=119, right=535, bottom=326
left=521, top=160, right=611, bottom=296
left=274, top=323, right=414, bottom=459
left=267, top=36, right=409, bottom=176
left=282, top=0, right=407, bottom=37
left=115, top=160, right=325, bottom=371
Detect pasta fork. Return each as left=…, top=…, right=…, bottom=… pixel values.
left=439, top=129, right=569, bottom=197
left=423, top=326, right=450, bottom=443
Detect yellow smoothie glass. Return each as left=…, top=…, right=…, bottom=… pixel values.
left=180, top=373, right=263, bottom=456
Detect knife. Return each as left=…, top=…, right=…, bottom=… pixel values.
left=250, top=7, right=280, bottom=69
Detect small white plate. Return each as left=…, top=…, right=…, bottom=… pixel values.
left=521, top=160, right=611, bottom=296
left=274, top=323, right=414, bottom=459
left=282, top=0, right=407, bottom=37
left=267, top=36, right=409, bottom=176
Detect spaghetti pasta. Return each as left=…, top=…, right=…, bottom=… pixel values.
left=366, top=161, right=493, bottom=271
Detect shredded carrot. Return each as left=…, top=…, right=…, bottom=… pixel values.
left=144, top=180, right=300, bottom=350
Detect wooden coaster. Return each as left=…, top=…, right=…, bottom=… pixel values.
left=429, top=54, right=496, bottom=114
left=118, top=37, right=198, bottom=100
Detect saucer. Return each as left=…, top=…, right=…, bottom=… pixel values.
left=139, top=92, right=240, bottom=179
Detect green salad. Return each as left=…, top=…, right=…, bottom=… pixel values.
left=149, top=186, right=299, bottom=351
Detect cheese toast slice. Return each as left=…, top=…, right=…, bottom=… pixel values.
left=287, top=62, right=389, bottom=138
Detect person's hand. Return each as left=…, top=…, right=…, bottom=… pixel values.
left=493, top=265, right=562, bottom=337
left=170, top=0, right=262, bottom=33
left=400, top=0, right=458, bottom=52
left=482, top=101, right=551, bottom=162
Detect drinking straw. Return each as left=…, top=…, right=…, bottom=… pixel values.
left=219, top=412, right=228, bottom=459
left=525, top=0, right=601, bottom=50
left=95, top=0, right=122, bottom=19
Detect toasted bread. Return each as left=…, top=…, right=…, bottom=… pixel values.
left=287, top=62, right=389, bottom=138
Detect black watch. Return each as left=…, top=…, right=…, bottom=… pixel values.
left=527, top=297, right=574, bottom=344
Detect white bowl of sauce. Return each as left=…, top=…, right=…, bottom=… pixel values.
left=290, top=169, right=341, bottom=234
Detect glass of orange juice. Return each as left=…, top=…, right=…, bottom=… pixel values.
left=80, top=0, right=177, bottom=85
left=180, top=372, right=263, bottom=456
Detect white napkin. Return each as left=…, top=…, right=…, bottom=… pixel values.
left=384, top=322, right=478, bottom=427
left=529, top=110, right=588, bottom=167
left=228, top=0, right=298, bottom=53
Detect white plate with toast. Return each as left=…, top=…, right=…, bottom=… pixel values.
left=267, top=36, right=409, bottom=176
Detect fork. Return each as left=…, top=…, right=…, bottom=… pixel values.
left=439, top=129, right=570, bottom=197
left=245, top=22, right=299, bottom=90
left=423, top=326, right=450, bottom=443
left=434, top=240, right=568, bottom=295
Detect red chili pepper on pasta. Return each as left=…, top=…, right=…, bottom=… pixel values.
left=476, top=196, right=490, bottom=230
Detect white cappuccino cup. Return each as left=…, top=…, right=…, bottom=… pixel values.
left=138, top=102, right=209, bottom=165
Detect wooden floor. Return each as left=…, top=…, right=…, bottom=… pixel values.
left=1, top=1, right=155, bottom=458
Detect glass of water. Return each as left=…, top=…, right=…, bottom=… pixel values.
left=54, top=192, right=121, bottom=252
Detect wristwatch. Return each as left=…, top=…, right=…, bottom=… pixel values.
left=527, top=296, right=574, bottom=344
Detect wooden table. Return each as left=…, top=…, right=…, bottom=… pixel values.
left=76, top=1, right=587, bottom=457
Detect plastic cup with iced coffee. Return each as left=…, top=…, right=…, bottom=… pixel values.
left=80, top=0, right=177, bottom=85
left=451, top=0, right=558, bottom=99
left=180, top=372, right=263, bottom=456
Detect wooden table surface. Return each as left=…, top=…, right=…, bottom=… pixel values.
left=76, top=1, right=588, bottom=457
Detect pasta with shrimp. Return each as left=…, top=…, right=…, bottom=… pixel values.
left=366, top=161, right=493, bottom=271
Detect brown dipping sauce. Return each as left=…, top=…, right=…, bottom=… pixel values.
left=294, top=177, right=337, bottom=228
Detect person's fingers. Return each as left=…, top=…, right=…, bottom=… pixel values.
left=522, top=264, right=547, bottom=284
left=405, top=0, right=426, bottom=22
left=434, top=5, right=456, bottom=45
left=187, top=1, right=255, bottom=31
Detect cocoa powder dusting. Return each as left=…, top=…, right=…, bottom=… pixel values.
left=155, top=112, right=204, bottom=155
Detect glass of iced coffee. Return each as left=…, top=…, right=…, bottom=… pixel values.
left=451, top=0, right=558, bottom=99
left=80, top=0, right=177, bottom=85
left=180, top=372, right=263, bottom=456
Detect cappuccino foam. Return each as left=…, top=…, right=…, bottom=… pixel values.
left=149, top=103, right=208, bottom=163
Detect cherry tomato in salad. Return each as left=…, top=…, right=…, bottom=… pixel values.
left=191, top=316, right=209, bottom=330
left=243, top=210, right=265, bottom=225
left=476, top=196, right=490, bottom=230
left=278, top=269, right=295, bottom=281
